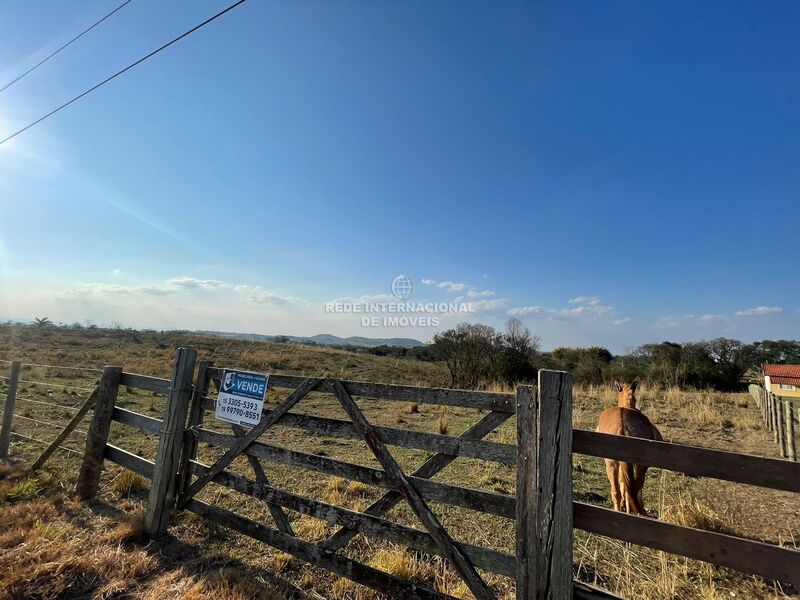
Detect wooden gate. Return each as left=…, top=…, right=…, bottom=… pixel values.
left=166, top=352, right=581, bottom=599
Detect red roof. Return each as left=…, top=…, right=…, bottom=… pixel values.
left=763, top=363, right=800, bottom=378
left=771, top=376, right=800, bottom=385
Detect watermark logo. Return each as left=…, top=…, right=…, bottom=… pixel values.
left=325, top=275, right=474, bottom=328
left=391, top=275, right=414, bottom=300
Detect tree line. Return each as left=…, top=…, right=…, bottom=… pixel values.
left=429, top=320, right=800, bottom=391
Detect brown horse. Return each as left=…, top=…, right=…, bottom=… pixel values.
left=596, top=381, right=662, bottom=515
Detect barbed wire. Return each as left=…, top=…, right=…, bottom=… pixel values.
left=8, top=379, right=96, bottom=393
left=9, top=431, right=82, bottom=455
left=0, top=358, right=102, bottom=373
left=12, top=413, right=89, bottom=436
left=15, top=397, right=83, bottom=411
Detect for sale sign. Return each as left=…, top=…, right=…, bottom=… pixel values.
left=214, top=369, right=268, bottom=427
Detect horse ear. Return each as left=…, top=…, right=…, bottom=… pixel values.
left=614, top=381, right=623, bottom=392
left=631, top=379, right=639, bottom=392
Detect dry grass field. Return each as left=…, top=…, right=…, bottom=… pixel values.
left=0, top=325, right=797, bottom=600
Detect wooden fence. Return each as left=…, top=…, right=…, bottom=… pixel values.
left=2, top=350, right=800, bottom=599
left=749, top=384, right=798, bottom=462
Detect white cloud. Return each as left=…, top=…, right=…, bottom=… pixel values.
left=613, top=318, right=631, bottom=325
left=420, top=277, right=494, bottom=298
left=558, top=304, right=613, bottom=318
left=735, top=306, right=783, bottom=316
left=654, top=317, right=683, bottom=329
left=699, top=314, right=726, bottom=322
left=247, top=290, right=297, bottom=305
left=506, top=296, right=616, bottom=320
left=53, top=282, right=173, bottom=297
left=507, top=305, right=546, bottom=316
left=328, top=293, right=395, bottom=304
left=167, top=276, right=226, bottom=290
left=466, top=289, right=495, bottom=298
left=51, top=277, right=304, bottom=308
left=437, top=281, right=468, bottom=292
left=651, top=306, right=782, bottom=331
left=467, top=298, right=508, bottom=313
left=569, top=296, right=601, bottom=306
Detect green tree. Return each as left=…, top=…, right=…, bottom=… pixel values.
left=496, top=318, right=540, bottom=385
left=432, top=323, right=503, bottom=389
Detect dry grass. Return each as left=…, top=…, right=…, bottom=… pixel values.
left=110, top=470, right=149, bottom=498
left=1, top=326, right=797, bottom=600
left=438, top=414, right=449, bottom=435
left=0, top=466, right=293, bottom=600
left=661, top=496, right=733, bottom=534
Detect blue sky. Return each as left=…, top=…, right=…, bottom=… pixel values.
left=1, top=0, right=798, bottom=352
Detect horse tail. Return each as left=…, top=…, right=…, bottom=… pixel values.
left=618, top=461, right=646, bottom=516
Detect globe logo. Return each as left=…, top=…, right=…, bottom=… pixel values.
left=391, top=275, right=414, bottom=300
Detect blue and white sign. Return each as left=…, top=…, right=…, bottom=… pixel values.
left=214, top=369, right=268, bottom=427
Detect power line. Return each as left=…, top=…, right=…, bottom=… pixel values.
left=0, top=0, right=135, bottom=94
left=0, top=0, right=247, bottom=145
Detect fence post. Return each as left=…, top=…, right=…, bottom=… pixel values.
left=0, top=361, right=21, bottom=460
left=144, top=347, right=197, bottom=537
left=75, top=365, right=122, bottom=499
left=776, top=396, right=786, bottom=457
left=784, top=401, right=796, bottom=462
left=178, top=359, right=212, bottom=497
left=761, top=388, right=769, bottom=424
left=516, top=370, right=573, bottom=600
left=769, top=392, right=776, bottom=434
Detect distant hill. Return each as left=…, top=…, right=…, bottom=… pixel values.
left=195, top=330, right=424, bottom=348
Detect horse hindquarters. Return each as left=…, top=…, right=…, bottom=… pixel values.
left=618, top=461, right=647, bottom=516
left=604, top=459, right=622, bottom=511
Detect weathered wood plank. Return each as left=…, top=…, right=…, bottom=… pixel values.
left=322, top=410, right=511, bottom=552
left=206, top=367, right=514, bottom=412
left=194, top=427, right=516, bottom=518
left=104, top=443, right=155, bottom=479
left=777, top=398, right=787, bottom=458
left=330, top=379, right=494, bottom=600
left=190, top=460, right=515, bottom=577
left=201, top=399, right=516, bottom=465
left=573, top=582, right=623, bottom=600
left=112, top=406, right=162, bottom=435
left=120, top=372, right=169, bottom=394
left=144, top=348, right=197, bottom=536
left=785, top=400, right=797, bottom=462
left=231, top=423, right=295, bottom=536
left=76, top=366, right=122, bottom=499
left=29, top=388, right=97, bottom=472
left=536, top=371, right=573, bottom=599
left=178, top=361, right=212, bottom=497
left=516, top=384, right=537, bottom=600
left=573, top=429, right=800, bottom=493
left=187, top=498, right=457, bottom=600
left=516, top=372, right=574, bottom=600
left=180, top=377, right=320, bottom=505
left=574, top=502, right=800, bottom=586
left=770, top=392, right=778, bottom=435
left=0, top=361, right=21, bottom=459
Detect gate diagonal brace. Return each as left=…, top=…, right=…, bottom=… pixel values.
left=179, top=377, right=319, bottom=506
left=329, top=378, right=495, bottom=600
left=321, top=409, right=510, bottom=552
left=231, top=423, right=295, bottom=536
